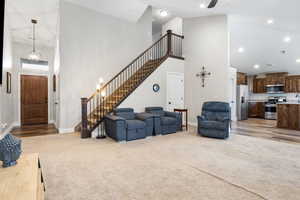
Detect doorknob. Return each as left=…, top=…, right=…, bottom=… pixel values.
left=169, top=102, right=171, bottom=105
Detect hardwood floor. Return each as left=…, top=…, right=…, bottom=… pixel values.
left=11, top=124, right=58, bottom=137
left=232, top=118, right=300, bottom=144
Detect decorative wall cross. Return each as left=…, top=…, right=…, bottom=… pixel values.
left=196, top=66, right=211, bottom=87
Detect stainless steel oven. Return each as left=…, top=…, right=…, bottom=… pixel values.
left=265, top=103, right=277, bottom=120
left=265, top=96, right=287, bottom=120
left=266, top=84, right=284, bottom=94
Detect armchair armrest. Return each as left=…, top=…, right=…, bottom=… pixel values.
left=104, top=115, right=126, bottom=142
left=197, top=115, right=206, bottom=121
left=220, top=118, right=231, bottom=122
left=135, top=112, right=153, bottom=121
left=105, top=115, right=126, bottom=122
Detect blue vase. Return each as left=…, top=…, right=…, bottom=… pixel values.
left=0, top=133, right=22, bottom=168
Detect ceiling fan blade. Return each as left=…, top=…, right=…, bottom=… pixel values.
left=207, top=0, right=218, bottom=8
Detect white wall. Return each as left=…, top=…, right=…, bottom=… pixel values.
left=162, top=17, right=183, bottom=35
left=11, top=42, right=55, bottom=126
left=0, top=4, right=14, bottom=135
left=152, top=32, right=161, bottom=43
left=59, top=1, right=153, bottom=132
left=119, top=58, right=184, bottom=112
left=183, top=15, right=230, bottom=125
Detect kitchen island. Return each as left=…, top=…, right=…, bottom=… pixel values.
left=277, top=102, right=300, bottom=130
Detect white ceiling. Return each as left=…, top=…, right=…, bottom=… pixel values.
left=229, top=15, right=300, bottom=75
left=152, top=7, right=174, bottom=35
left=144, top=0, right=300, bottom=74
left=65, top=0, right=148, bottom=22
left=6, top=0, right=59, bottom=47
left=6, top=0, right=300, bottom=74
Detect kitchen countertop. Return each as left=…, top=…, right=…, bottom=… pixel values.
left=277, top=101, right=300, bottom=105
left=248, top=100, right=266, bottom=103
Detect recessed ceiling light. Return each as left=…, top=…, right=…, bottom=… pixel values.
left=254, top=64, right=260, bottom=69
left=267, top=19, right=274, bottom=24
left=284, top=36, right=291, bottom=43
left=296, top=59, right=300, bottom=63
left=238, top=47, right=244, bottom=53
left=200, top=3, right=206, bottom=9
left=160, top=10, right=168, bottom=17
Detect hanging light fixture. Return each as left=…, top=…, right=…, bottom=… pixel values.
left=28, top=19, right=41, bottom=61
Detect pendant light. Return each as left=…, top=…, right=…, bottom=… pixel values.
left=28, top=19, right=41, bottom=61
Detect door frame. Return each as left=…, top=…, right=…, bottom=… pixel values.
left=18, top=72, right=50, bottom=126
left=166, top=72, right=185, bottom=111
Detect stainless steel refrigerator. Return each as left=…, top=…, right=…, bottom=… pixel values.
left=236, top=85, right=249, bottom=120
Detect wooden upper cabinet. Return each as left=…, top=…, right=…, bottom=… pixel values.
left=285, top=75, right=300, bottom=93
left=237, top=72, right=247, bottom=85
left=265, top=72, right=288, bottom=85
left=253, top=78, right=266, bottom=93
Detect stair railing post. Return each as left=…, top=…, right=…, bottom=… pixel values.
left=167, top=30, right=173, bottom=56
left=81, top=97, right=90, bottom=138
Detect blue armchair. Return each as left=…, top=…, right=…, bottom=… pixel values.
left=197, top=102, right=231, bottom=139
left=104, top=108, right=154, bottom=142
left=145, top=107, right=182, bottom=135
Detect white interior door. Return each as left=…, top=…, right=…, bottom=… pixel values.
left=166, top=72, right=184, bottom=111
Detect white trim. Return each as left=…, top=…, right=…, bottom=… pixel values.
left=59, top=128, right=74, bottom=134
left=49, top=120, right=55, bottom=124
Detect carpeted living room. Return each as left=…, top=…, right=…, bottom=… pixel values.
left=1, top=0, right=300, bottom=200
left=21, top=127, right=300, bottom=200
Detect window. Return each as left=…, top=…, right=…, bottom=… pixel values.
left=21, top=58, right=49, bottom=71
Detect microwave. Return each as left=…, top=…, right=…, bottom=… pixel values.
left=266, top=84, right=284, bottom=94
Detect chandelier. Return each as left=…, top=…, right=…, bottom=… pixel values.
left=28, top=19, right=41, bottom=61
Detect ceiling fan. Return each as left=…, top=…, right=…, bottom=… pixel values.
left=207, top=0, right=218, bottom=8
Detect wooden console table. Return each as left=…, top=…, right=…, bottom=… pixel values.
left=0, top=153, right=45, bottom=200
left=174, top=108, right=188, bottom=131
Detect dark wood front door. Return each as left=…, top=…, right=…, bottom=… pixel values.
left=21, top=75, right=48, bottom=125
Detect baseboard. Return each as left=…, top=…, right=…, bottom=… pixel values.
left=58, top=128, right=74, bottom=134
left=188, top=122, right=197, bottom=127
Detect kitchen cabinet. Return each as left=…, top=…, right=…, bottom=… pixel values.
left=237, top=72, right=247, bottom=85
left=253, top=78, right=266, bottom=93
left=265, top=72, right=287, bottom=85
left=248, top=102, right=265, bottom=118
left=277, top=104, right=300, bottom=130
left=285, top=75, right=300, bottom=93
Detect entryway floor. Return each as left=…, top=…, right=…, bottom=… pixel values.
left=232, top=118, right=300, bottom=144
left=11, top=124, right=58, bottom=137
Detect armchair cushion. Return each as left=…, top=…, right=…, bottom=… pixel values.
left=161, top=117, right=177, bottom=125
left=105, top=115, right=126, bottom=122
left=135, top=112, right=153, bottom=120
left=113, top=108, right=135, bottom=120
left=126, top=120, right=146, bottom=130
left=202, top=102, right=231, bottom=121
left=198, top=120, right=228, bottom=131
left=165, top=111, right=180, bottom=119
left=145, top=107, right=165, bottom=117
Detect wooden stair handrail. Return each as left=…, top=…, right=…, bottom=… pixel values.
left=87, top=31, right=187, bottom=101
left=80, top=30, right=184, bottom=138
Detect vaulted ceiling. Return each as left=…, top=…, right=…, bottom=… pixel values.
left=5, top=0, right=300, bottom=74
left=6, top=0, right=59, bottom=47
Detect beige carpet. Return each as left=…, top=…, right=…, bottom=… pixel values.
left=21, top=127, right=300, bottom=200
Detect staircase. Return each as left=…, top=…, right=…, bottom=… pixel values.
left=80, top=30, right=184, bottom=138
